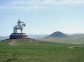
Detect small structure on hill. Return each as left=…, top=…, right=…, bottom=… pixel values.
left=10, top=19, right=28, bottom=39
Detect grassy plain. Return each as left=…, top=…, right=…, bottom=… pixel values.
left=41, top=37, right=84, bottom=44
left=0, top=39, right=84, bottom=62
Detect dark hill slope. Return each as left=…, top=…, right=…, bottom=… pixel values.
left=47, top=31, right=68, bottom=38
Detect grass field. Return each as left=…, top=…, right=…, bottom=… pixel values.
left=40, top=37, right=84, bottom=44
left=0, top=39, right=84, bottom=62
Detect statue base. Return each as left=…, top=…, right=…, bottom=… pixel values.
left=10, top=33, right=28, bottom=39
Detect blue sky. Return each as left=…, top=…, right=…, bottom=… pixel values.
left=0, top=0, right=84, bottom=36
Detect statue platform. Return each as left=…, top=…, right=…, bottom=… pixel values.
left=10, top=33, right=28, bottom=39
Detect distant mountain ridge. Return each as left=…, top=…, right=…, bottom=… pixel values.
left=1, top=32, right=84, bottom=41
left=0, top=36, right=9, bottom=41
left=41, top=31, right=84, bottom=44
left=28, top=34, right=48, bottom=39
left=70, top=34, right=84, bottom=38
left=0, top=34, right=48, bottom=41
left=47, top=31, right=68, bottom=38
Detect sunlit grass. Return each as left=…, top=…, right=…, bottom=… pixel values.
left=0, top=39, right=84, bottom=62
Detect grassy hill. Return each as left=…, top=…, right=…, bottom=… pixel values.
left=47, top=31, right=68, bottom=38
left=41, top=37, right=84, bottom=44
left=0, top=39, right=84, bottom=62
left=41, top=31, right=84, bottom=44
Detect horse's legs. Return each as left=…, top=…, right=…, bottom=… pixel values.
left=21, top=29, right=23, bottom=33
left=15, top=29, right=17, bottom=33
left=14, top=28, right=16, bottom=33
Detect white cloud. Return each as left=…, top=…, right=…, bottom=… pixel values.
left=0, top=0, right=41, bottom=10
left=0, top=0, right=84, bottom=10
left=41, top=0, right=84, bottom=5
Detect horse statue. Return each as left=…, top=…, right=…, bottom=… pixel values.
left=13, top=19, right=26, bottom=33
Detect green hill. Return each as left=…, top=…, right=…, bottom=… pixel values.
left=0, top=39, right=84, bottom=62
left=47, top=31, right=68, bottom=38
left=41, top=37, right=84, bottom=44
left=41, top=32, right=84, bottom=44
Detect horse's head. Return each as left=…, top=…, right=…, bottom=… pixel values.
left=21, top=22, right=26, bottom=27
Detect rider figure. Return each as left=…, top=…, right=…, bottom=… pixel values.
left=18, top=19, right=22, bottom=25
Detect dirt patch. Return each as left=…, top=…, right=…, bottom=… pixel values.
left=68, top=46, right=83, bottom=49
left=68, top=46, right=74, bottom=49
left=9, top=40, right=17, bottom=46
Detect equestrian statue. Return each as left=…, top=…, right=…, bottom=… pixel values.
left=10, top=19, right=27, bottom=39
left=13, top=19, right=26, bottom=33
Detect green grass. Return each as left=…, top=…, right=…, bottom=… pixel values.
left=40, top=37, right=84, bottom=44
left=0, top=39, right=84, bottom=62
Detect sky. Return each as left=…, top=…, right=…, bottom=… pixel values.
left=0, top=0, right=84, bottom=36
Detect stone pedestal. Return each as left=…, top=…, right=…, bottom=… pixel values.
left=10, top=33, right=28, bottom=39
